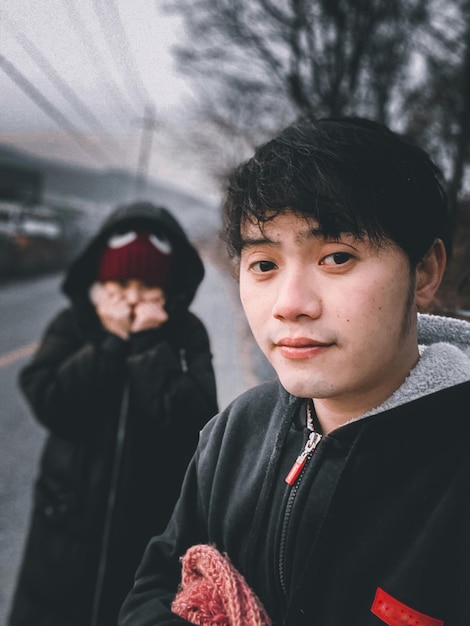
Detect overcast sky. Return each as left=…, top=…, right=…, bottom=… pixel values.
left=0, top=0, right=218, bottom=198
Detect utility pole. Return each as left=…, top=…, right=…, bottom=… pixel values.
left=133, top=104, right=158, bottom=198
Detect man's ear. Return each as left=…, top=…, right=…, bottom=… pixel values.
left=415, top=238, right=447, bottom=309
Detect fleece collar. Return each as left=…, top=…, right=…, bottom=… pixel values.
left=417, top=313, right=470, bottom=354
left=351, top=313, right=470, bottom=422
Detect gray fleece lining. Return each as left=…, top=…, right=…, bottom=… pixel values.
left=418, top=313, right=470, bottom=354
left=346, top=313, right=470, bottom=424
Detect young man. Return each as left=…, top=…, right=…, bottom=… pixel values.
left=119, top=118, right=470, bottom=625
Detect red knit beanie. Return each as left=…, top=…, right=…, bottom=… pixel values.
left=97, top=230, right=173, bottom=288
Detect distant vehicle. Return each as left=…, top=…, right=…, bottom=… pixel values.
left=0, top=160, right=83, bottom=279
left=0, top=159, right=42, bottom=205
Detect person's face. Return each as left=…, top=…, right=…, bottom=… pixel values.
left=103, top=279, right=165, bottom=307
left=239, top=211, right=421, bottom=426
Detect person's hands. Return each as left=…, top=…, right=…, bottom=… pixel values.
left=130, top=292, right=169, bottom=333
left=90, top=281, right=169, bottom=337
left=91, top=282, right=132, bottom=339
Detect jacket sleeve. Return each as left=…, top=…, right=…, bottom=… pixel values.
left=118, top=385, right=285, bottom=625
left=18, top=307, right=129, bottom=440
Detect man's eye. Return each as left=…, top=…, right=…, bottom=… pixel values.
left=322, top=252, right=352, bottom=265
left=252, top=260, right=276, bottom=272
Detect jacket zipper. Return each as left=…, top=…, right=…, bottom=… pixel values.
left=285, top=430, right=322, bottom=486
left=279, top=428, right=322, bottom=597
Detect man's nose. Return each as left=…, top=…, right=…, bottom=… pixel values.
left=272, top=269, right=321, bottom=320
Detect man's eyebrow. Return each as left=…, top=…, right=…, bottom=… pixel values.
left=306, top=226, right=326, bottom=239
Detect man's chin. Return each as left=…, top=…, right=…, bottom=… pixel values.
left=277, top=374, right=315, bottom=400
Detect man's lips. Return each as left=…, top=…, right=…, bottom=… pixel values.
left=275, top=337, right=332, bottom=359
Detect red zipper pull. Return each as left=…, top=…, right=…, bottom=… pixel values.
left=285, top=431, right=322, bottom=485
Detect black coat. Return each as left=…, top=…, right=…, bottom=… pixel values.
left=119, top=377, right=470, bottom=626
left=8, top=202, right=218, bottom=626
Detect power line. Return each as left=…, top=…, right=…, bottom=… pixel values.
left=62, top=0, right=138, bottom=121
left=0, top=9, right=124, bottom=161
left=0, top=54, right=114, bottom=166
left=92, top=0, right=152, bottom=109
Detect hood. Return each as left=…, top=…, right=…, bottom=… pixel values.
left=417, top=312, right=470, bottom=355
left=357, top=313, right=470, bottom=421
left=62, top=201, right=205, bottom=313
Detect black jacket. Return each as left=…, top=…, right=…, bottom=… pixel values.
left=8, top=202, right=218, bottom=626
left=119, top=315, right=470, bottom=626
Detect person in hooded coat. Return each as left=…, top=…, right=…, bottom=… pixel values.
left=7, top=201, right=218, bottom=626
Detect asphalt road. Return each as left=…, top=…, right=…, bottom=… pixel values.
left=0, top=250, right=274, bottom=624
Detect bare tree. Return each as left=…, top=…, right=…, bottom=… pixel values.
left=403, top=0, right=470, bottom=218
left=163, top=0, right=470, bottom=313
left=164, top=0, right=431, bottom=180
left=448, top=10, right=470, bottom=219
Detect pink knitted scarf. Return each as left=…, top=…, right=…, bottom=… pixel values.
left=171, top=544, right=272, bottom=626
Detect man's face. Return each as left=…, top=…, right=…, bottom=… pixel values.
left=239, top=211, right=420, bottom=426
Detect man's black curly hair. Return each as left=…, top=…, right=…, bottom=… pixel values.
left=222, top=117, right=451, bottom=267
